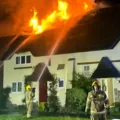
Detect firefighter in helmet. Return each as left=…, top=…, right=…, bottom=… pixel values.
left=25, top=85, right=35, bottom=119
left=85, top=80, right=110, bottom=120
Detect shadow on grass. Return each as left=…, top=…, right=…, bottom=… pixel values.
left=38, top=112, right=90, bottom=119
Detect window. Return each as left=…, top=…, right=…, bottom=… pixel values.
left=16, top=57, right=20, bottom=64
left=59, top=79, right=64, bottom=88
left=57, top=64, right=65, bottom=70
left=21, top=56, right=25, bottom=64
left=48, top=59, right=51, bottom=66
left=18, top=82, right=22, bottom=92
left=26, top=55, right=31, bottom=63
left=12, top=82, right=22, bottom=92
left=16, top=55, right=31, bottom=64
left=83, top=65, right=90, bottom=72
left=12, top=82, right=17, bottom=92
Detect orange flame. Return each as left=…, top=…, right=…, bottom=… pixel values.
left=84, top=2, right=89, bottom=10
left=29, top=0, right=69, bottom=34
left=29, top=0, right=92, bottom=34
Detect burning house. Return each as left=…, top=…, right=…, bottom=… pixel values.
left=0, top=0, right=120, bottom=107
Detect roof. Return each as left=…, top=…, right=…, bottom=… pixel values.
left=91, top=57, right=120, bottom=78
left=1, top=5, right=120, bottom=60
left=25, top=63, right=54, bottom=82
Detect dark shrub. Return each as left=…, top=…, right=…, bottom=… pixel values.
left=0, top=87, right=11, bottom=109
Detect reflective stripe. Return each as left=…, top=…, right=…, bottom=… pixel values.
left=27, top=114, right=31, bottom=118
left=26, top=100, right=33, bottom=103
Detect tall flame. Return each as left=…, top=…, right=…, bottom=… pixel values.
left=29, top=0, right=92, bottom=34
left=29, top=0, right=69, bottom=34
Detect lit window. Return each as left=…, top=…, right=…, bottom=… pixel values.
left=59, top=79, right=64, bottom=88
left=16, top=57, right=20, bottom=64
left=26, top=55, right=31, bottom=63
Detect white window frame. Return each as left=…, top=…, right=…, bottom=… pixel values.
left=12, top=82, right=22, bottom=93
left=15, top=55, right=31, bottom=65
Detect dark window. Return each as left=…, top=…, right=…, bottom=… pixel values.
left=12, top=83, right=17, bottom=92
left=26, top=55, right=31, bottom=63
left=18, top=82, right=22, bottom=92
left=21, top=56, right=25, bottom=64
left=84, top=65, right=90, bottom=71
left=48, top=59, right=51, bottom=66
left=59, top=80, right=64, bottom=87
left=16, top=57, right=20, bottom=64
left=57, top=64, right=65, bottom=70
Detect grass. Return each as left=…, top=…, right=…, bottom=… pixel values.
left=0, top=112, right=119, bottom=120
left=0, top=115, right=90, bottom=120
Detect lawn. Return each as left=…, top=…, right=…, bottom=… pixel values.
left=0, top=112, right=119, bottom=120
left=0, top=115, right=90, bottom=120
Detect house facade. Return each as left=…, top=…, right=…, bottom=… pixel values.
left=3, top=41, right=120, bottom=107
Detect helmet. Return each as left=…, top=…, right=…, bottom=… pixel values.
left=92, top=80, right=100, bottom=87
left=26, top=85, right=31, bottom=91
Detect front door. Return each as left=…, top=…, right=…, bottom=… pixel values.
left=39, top=80, right=47, bottom=102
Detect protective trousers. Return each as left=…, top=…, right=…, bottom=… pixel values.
left=91, top=114, right=106, bottom=120
left=26, top=102, right=33, bottom=118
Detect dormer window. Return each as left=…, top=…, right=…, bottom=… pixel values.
left=16, top=55, right=31, bottom=64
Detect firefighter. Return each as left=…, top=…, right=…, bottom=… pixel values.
left=25, top=85, right=35, bottom=119
left=85, top=80, right=110, bottom=120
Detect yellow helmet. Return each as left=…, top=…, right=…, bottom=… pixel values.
left=92, top=80, right=100, bottom=87
left=26, top=85, right=31, bottom=91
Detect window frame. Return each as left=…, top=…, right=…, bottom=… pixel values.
left=15, top=55, right=31, bottom=65
left=12, top=82, right=22, bottom=93
left=26, top=55, right=31, bottom=64
left=83, top=65, right=90, bottom=72
left=21, top=56, right=26, bottom=64
left=58, top=79, right=64, bottom=88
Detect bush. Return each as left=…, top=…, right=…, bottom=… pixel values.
left=39, top=102, right=46, bottom=112
left=47, top=75, right=61, bottom=112
left=0, top=87, right=11, bottom=109
left=66, top=88, right=87, bottom=113
left=111, top=102, right=120, bottom=107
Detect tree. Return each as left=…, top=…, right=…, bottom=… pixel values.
left=47, top=75, right=61, bottom=112
left=71, top=73, right=94, bottom=93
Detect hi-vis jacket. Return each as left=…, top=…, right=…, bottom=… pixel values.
left=85, top=90, right=109, bottom=114
left=26, top=90, right=35, bottom=103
